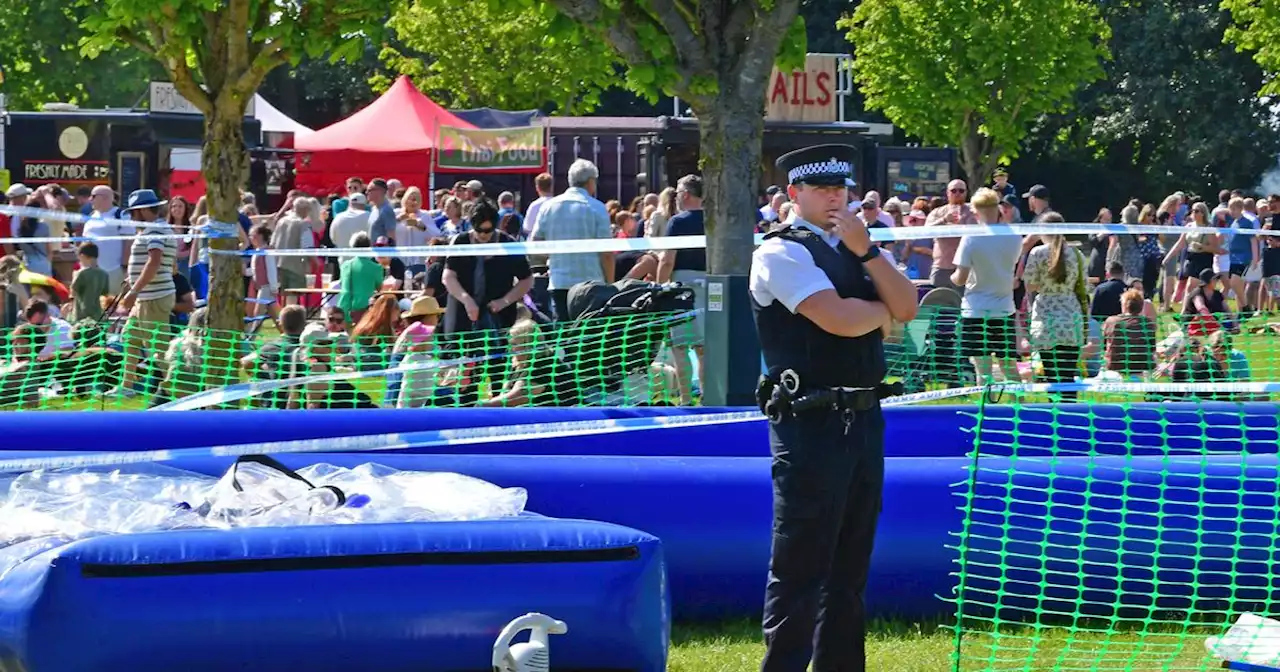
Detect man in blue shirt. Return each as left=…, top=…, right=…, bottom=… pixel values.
left=530, top=159, right=614, bottom=320
left=497, top=191, right=524, bottom=236
left=658, top=174, right=707, bottom=404
left=1226, top=196, right=1259, bottom=313
left=366, top=178, right=398, bottom=246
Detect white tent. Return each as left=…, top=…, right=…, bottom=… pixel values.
left=254, top=93, right=312, bottom=135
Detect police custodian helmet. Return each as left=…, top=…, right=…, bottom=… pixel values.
left=775, top=144, right=858, bottom=188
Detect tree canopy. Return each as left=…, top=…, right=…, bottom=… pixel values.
left=0, top=0, right=161, bottom=110
left=380, top=1, right=621, bottom=115
left=1021, top=0, right=1280, bottom=209
left=840, top=0, right=1110, bottom=185
left=1224, top=0, right=1280, bottom=96
left=531, top=0, right=805, bottom=275
left=79, top=0, right=386, bottom=337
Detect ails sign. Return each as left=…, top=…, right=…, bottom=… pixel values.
left=765, top=54, right=838, bottom=123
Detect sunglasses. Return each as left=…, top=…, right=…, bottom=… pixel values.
left=473, top=226, right=495, bottom=234
left=949, top=188, right=967, bottom=194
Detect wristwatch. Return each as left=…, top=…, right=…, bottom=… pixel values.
left=854, top=246, right=880, bottom=263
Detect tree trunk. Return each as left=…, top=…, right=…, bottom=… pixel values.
left=202, top=100, right=249, bottom=391
left=695, top=94, right=766, bottom=276
left=960, top=124, right=1000, bottom=188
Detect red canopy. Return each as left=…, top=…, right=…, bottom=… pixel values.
left=294, top=76, right=478, bottom=195
left=296, top=76, right=476, bottom=152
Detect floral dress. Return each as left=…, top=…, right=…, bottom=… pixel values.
left=1023, top=245, right=1085, bottom=348
left=1107, top=234, right=1144, bottom=280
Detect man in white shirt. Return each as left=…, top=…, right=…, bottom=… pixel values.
left=80, top=185, right=132, bottom=289
left=23, top=298, right=76, bottom=361
left=329, top=193, right=371, bottom=255
left=951, top=187, right=1023, bottom=384
left=522, top=172, right=554, bottom=238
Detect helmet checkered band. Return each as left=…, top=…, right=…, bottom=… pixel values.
left=788, top=158, right=852, bottom=184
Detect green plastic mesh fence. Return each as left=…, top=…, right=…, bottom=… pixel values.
left=951, top=387, right=1280, bottom=671
left=0, top=308, right=699, bottom=410
left=3, top=307, right=1278, bottom=410
left=886, top=309, right=1277, bottom=396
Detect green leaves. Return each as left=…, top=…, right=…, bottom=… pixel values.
left=1224, top=0, right=1280, bottom=95
left=0, top=0, right=163, bottom=110
left=381, top=0, right=621, bottom=114
left=841, top=0, right=1110, bottom=183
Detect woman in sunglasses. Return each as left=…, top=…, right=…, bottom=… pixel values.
left=440, top=198, right=535, bottom=405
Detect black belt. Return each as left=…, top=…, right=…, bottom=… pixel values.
left=755, top=368, right=901, bottom=424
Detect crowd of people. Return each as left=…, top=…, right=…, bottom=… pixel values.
left=0, top=158, right=709, bottom=408
left=0, top=162, right=1276, bottom=409
left=863, top=176, right=1275, bottom=392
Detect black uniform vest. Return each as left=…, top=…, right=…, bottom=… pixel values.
left=751, top=224, right=885, bottom=388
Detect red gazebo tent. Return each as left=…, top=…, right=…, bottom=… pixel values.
left=293, top=76, right=478, bottom=195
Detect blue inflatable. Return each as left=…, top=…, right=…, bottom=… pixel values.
left=2, top=402, right=1277, bottom=626
left=0, top=517, right=669, bottom=672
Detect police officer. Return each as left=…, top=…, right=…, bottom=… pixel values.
left=751, top=145, right=919, bottom=672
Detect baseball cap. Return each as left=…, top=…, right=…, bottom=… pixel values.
left=299, top=323, right=336, bottom=346
left=466, top=180, right=484, bottom=192
left=1022, top=184, right=1050, bottom=200
left=5, top=183, right=33, bottom=198
left=401, top=321, right=436, bottom=346
left=348, top=193, right=368, bottom=206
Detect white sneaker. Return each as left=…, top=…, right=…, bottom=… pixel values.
left=101, top=387, right=139, bottom=399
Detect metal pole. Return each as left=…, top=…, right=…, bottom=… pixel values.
left=549, top=135, right=557, bottom=182
left=673, top=96, right=681, bottom=117
left=616, top=136, right=623, bottom=203
left=0, top=94, right=7, bottom=179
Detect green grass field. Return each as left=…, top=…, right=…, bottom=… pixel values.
left=1, top=312, right=1268, bottom=670
left=669, top=620, right=1221, bottom=671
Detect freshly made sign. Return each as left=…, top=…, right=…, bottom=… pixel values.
left=765, top=54, right=838, bottom=123
left=23, top=160, right=110, bottom=184
left=435, top=125, right=546, bottom=171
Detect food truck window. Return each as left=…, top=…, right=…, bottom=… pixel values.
left=117, top=152, right=146, bottom=196
left=887, top=160, right=950, bottom=198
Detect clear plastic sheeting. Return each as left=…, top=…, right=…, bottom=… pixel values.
left=0, top=458, right=528, bottom=579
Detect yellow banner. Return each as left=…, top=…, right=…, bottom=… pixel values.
left=435, top=125, right=546, bottom=171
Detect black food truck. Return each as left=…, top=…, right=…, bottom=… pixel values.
left=460, top=114, right=957, bottom=210
left=2, top=105, right=262, bottom=204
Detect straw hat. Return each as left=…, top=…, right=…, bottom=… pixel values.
left=402, top=295, right=445, bottom=320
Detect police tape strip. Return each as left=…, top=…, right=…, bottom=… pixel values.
left=0, top=380, right=1267, bottom=474
left=149, top=310, right=701, bottom=411
left=215, top=222, right=1280, bottom=259
left=0, top=205, right=239, bottom=243
left=0, top=386, right=985, bottom=474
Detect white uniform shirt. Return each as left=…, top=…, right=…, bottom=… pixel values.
left=749, top=219, right=844, bottom=313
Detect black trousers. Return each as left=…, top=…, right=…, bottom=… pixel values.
left=1037, top=345, right=1079, bottom=401
left=761, top=405, right=885, bottom=672
left=551, top=288, right=572, bottom=322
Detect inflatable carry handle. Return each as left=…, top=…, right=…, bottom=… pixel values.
left=228, top=454, right=347, bottom=506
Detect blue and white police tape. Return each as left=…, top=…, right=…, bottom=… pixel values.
left=219, top=222, right=1280, bottom=259
left=1, top=380, right=1267, bottom=473
left=0, top=385, right=986, bottom=474
left=150, top=310, right=701, bottom=411
left=0, top=204, right=239, bottom=244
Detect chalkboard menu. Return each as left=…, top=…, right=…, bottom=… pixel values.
left=117, top=152, right=146, bottom=196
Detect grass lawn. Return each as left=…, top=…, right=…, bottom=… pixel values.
left=669, top=620, right=1222, bottom=671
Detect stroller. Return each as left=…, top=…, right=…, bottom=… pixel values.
left=560, top=279, right=697, bottom=405
left=892, top=287, right=969, bottom=394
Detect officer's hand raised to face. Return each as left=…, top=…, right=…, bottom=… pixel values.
left=828, top=208, right=872, bottom=257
